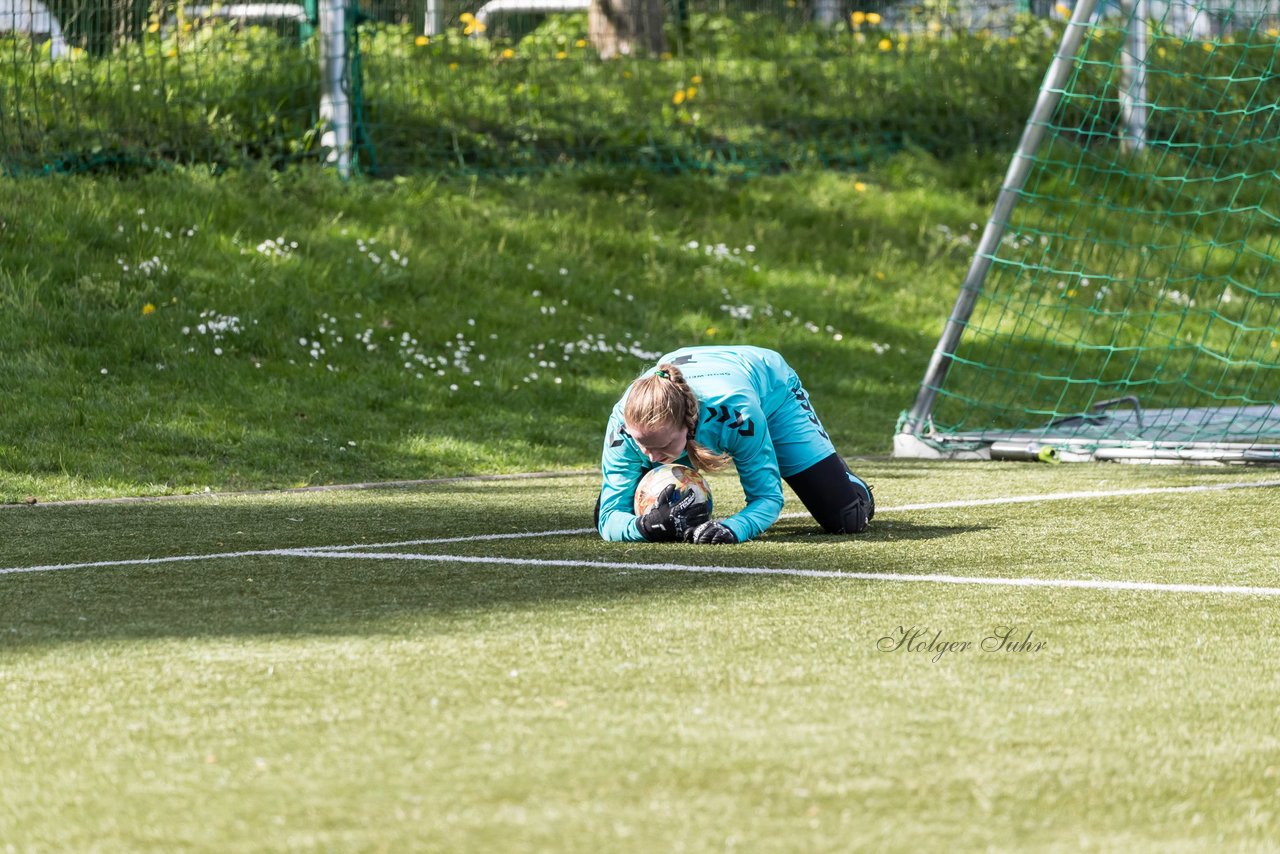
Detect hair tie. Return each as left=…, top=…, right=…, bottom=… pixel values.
left=652, top=368, right=670, bottom=379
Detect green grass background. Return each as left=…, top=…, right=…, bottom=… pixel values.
left=0, top=155, right=999, bottom=503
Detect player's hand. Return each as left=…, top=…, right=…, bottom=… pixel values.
left=689, top=520, right=737, bottom=545
left=637, top=484, right=710, bottom=542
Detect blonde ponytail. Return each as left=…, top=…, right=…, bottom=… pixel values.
left=623, top=363, right=732, bottom=473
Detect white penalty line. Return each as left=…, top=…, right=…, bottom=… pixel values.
left=867, top=478, right=1280, bottom=513
left=3, top=477, right=1279, bottom=579
left=5, top=542, right=1280, bottom=598
left=286, top=549, right=1280, bottom=597
left=0, top=528, right=596, bottom=576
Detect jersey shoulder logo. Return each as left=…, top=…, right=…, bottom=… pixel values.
left=608, top=425, right=632, bottom=448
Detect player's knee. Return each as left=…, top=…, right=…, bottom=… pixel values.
left=827, top=478, right=873, bottom=535
left=829, top=497, right=870, bottom=534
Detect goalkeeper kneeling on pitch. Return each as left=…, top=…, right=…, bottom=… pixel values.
left=595, top=345, right=874, bottom=544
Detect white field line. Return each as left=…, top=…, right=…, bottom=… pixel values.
left=0, top=469, right=598, bottom=510
left=289, top=478, right=1280, bottom=553
left=2, top=478, right=1278, bottom=579
left=869, top=478, right=1280, bottom=513
left=0, top=528, right=594, bottom=576
left=285, top=550, right=1280, bottom=597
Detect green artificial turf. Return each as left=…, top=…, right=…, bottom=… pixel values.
left=3, top=462, right=1278, bottom=851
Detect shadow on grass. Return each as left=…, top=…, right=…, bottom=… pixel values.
left=0, top=478, right=934, bottom=649
left=0, top=551, right=876, bottom=650
left=766, top=519, right=990, bottom=542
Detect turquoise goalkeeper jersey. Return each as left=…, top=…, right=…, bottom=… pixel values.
left=598, top=345, right=837, bottom=543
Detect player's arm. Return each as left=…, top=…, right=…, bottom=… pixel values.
left=597, top=420, right=648, bottom=542
left=713, top=405, right=784, bottom=543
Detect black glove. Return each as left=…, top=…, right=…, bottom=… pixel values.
left=689, top=520, right=737, bottom=545
left=637, top=484, right=711, bottom=542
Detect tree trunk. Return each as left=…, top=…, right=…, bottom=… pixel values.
left=588, top=0, right=667, bottom=60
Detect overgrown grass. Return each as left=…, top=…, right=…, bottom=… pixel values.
left=2, top=12, right=1055, bottom=175
left=0, top=155, right=1001, bottom=502
left=358, top=14, right=1053, bottom=175
left=7, top=11, right=1277, bottom=178
left=3, top=12, right=1276, bottom=500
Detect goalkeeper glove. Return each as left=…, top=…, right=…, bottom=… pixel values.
left=637, top=484, right=710, bottom=542
left=689, top=520, right=737, bottom=545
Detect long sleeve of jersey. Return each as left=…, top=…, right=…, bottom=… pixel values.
left=706, top=396, right=784, bottom=543
left=597, top=410, right=649, bottom=542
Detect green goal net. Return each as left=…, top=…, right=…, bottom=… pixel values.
left=896, top=0, right=1280, bottom=464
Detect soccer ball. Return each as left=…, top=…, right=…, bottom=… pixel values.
left=634, top=464, right=713, bottom=517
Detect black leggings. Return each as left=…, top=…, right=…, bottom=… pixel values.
left=784, top=452, right=873, bottom=535
left=594, top=453, right=871, bottom=535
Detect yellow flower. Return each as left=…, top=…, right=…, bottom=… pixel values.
left=459, top=11, right=475, bottom=22
left=878, top=37, right=892, bottom=51
left=147, top=21, right=159, bottom=33
left=555, top=50, right=567, bottom=59
left=448, top=61, right=459, bottom=71
left=622, top=70, right=633, bottom=79
left=691, top=74, right=702, bottom=84
left=706, top=327, right=718, bottom=336
left=142, top=303, right=156, bottom=315
left=672, top=90, right=686, bottom=105
left=1268, top=27, right=1279, bottom=37
left=851, top=10, right=866, bottom=25
left=867, top=12, right=881, bottom=24
left=1157, top=46, right=1166, bottom=57
left=1054, top=2, right=1070, bottom=16
left=501, top=47, right=515, bottom=58
left=685, top=86, right=697, bottom=99
left=575, top=39, right=587, bottom=48
left=1202, top=42, right=1213, bottom=52
left=415, top=34, right=429, bottom=46
left=854, top=181, right=867, bottom=192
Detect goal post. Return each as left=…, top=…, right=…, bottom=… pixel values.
left=895, top=0, right=1280, bottom=465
